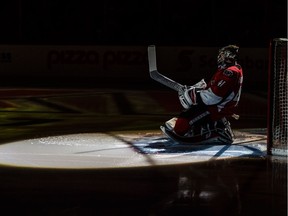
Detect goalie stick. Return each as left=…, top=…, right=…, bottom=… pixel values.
left=148, top=45, right=184, bottom=91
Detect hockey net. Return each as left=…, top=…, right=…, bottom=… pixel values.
left=267, top=38, right=288, bottom=156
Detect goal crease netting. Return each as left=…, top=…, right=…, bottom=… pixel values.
left=267, top=38, right=288, bottom=156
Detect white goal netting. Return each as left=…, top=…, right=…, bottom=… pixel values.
left=268, top=38, right=288, bottom=156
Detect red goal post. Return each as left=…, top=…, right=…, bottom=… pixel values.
left=267, top=38, right=288, bottom=156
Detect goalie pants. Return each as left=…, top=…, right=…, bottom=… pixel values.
left=174, top=104, right=211, bottom=136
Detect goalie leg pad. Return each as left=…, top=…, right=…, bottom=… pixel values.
left=165, top=117, right=177, bottom=130
left=215, top=118, right=234, bottom=142
left=174, top=117, right=191, bottom=136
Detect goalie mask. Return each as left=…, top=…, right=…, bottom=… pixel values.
left=217, top=45, right=239, bottom=68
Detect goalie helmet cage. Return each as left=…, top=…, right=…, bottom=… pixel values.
left=267, top=38, right=288, bottom=156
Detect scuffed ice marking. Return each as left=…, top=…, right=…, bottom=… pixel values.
left=29, top=133, right=128, bottom=148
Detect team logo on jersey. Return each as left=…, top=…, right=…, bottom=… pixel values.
left=223, top=69, right=233, bottom=77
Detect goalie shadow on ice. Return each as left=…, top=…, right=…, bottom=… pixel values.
left=132, top=130, right=266, bottom=158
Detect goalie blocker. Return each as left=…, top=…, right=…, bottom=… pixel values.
left=178, top=82, right=207, bottom=109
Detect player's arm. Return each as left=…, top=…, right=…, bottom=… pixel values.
left=200, top=69, right=236, bottom=105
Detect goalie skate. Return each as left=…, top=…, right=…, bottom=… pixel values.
left=161, top=118, right=234, bottom=145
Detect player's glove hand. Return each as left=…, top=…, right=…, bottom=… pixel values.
left=178, top=86, right=198, bottom=109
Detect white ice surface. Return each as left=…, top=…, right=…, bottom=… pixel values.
left=0, top=131, right=267, bottom=169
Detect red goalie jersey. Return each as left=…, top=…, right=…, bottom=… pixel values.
left=199, top=64, right=243, bottom=120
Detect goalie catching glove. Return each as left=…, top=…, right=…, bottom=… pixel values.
left=178, top=79, right=207, bottom=109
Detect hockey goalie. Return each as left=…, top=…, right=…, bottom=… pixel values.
left=149, top=45, right=243, bottom=144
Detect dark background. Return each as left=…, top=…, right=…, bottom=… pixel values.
left=0, top=0, right=287, bottom=47
left=0, top=2, right=286, bottom=216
